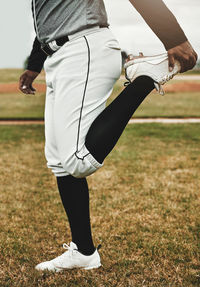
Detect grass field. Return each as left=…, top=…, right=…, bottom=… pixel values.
left=109, top=79, right=200, bottom=118
left=0, top=69, right=200, bottom=119
left=0, top=69, right=45, bottom=84
left=0, top=68, right=199, bottom=83
left=0, top=124, right=199, bottom=287
left=1, top=90, right=200, bottom=119
left=0, top=93, right=45, bottom=119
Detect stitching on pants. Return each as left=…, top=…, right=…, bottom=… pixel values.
left=75, top=36, right=91, bottom=160
left=75, top=152, right=90, bottom=161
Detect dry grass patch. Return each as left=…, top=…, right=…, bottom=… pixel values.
left=0, top=124, right=199, bottom=286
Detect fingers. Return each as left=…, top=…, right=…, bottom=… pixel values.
left=23, top=75, right=35, bottom=94
left=125, top=54, right=134, bottom=63
left=30, top=84, right=36, bottom=92
left=19, top=72, right=35, bottom=95
left=20, top=84, right=35, bottom=95
left=168, top=52, right=175, bottom=72
left=168, top=42, right=198, bottom=73
left=30, top=86, right=36, bottom=92
left=125, top=52, right=144, bottom=63
left=193, top=50, right=198, bottom=61
left=179, top=54, right=197, bottom=73
left=169, top=52, right=196, bottom=73
left=19, top=73, right=28, bottom=94
left=187, top=56, right=196, bottom=71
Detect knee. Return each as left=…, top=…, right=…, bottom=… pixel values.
left=61, top=152, right=98, bottom=178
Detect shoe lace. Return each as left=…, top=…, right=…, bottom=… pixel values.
left=157, top=72, right=177, bottom=95
left=124, top=73, right=175, bottom=88
left=53, top=243, right=75, bottom=264
left=63, top=243, right=76, bottom=257
left=154, top=82, right=164, bottom=96
left=161, top=73, right=174, bottom=84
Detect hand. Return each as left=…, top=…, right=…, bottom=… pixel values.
left=168, top=41, right=198, bottom=73
left=19, top=70, right=39, bottom=94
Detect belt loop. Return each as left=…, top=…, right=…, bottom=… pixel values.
left=49, top=40, right=61, bottom=51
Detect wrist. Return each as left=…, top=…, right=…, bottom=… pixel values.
left=164, top=36, right=188, bottom=51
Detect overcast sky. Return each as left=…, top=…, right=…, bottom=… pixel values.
left=0, top=0, right=199, bottom=68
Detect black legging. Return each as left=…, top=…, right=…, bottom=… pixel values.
left=57, top=76, right=154, bottom=255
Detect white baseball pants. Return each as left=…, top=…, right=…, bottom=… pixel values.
left=44, top=27, right=122, bottom=178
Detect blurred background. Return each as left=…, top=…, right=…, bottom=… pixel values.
left=0, top=0, right=199, bottom=120
left=0, top=0, right=200, bottom=69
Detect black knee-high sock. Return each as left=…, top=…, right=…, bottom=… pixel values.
left=86, top=76, right=154, bottom=163
left=57, top=175, right=95, bottom=256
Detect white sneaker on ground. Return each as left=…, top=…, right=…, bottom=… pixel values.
left=124, top=52, right=181, bottom=95
left=35, top=242, right=101, bottom=272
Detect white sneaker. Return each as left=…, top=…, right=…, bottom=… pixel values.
left=35, top=242, right=101, bottom=272
left=124, top=52, right=181, bottom=95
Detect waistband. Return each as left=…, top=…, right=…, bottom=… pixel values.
left=41, top=26, right=108, bottom=56
left=68, top=25, right=108, bottom=41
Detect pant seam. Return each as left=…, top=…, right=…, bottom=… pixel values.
left=76, top=36, right=90, bottom=157
left=75, top=152, right=90, bottom=161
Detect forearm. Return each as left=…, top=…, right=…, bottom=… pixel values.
left=27, top=37, right=47, bottom=73
left=129, top=0, right=188, bottom=50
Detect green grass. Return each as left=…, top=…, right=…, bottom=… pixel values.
left=0, top=87, right=200, bottom=119
left=0, top=93, right=45, bottom=119
left=133, top=91, right=200, bottom=118
left=0, top=69, right=200, bottom=119
left=0, top=68, right=199, bottom=84
left=108, top=79, right=200, bottom=118
left=0, top=69, right=24, bottom=83
left=0, top=124, right=199, bottom=286
left=0, top=69, right=45, bottom=84
left=185, top=69, right=200, bottom=75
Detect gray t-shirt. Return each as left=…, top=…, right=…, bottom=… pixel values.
left=32, top=0, right=108, bottom=44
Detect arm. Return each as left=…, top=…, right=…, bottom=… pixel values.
left=19, top=37, right=47, bottom=94
left=129, top=0, right=198, bottom=72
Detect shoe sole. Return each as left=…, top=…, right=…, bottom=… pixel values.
left=36, top=263, right=102, bottom=272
